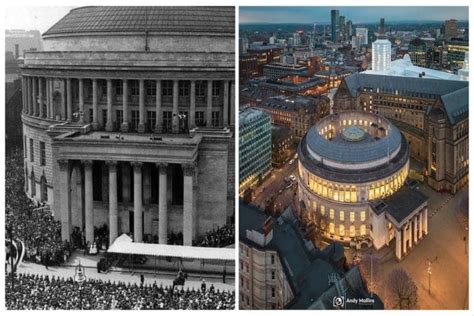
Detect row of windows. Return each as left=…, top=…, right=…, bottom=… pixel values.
left=328, top=223, right=367, bottom=236
left=26, top=137, right=46, bottom=166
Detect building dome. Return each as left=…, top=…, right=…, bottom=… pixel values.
left=41, top=6, right=235, bottom=52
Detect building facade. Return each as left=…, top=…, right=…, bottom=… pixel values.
left=21, top=6, right=235, bottom=246
left=334, top=73, right=468, bottom=193
left=297, top=111, right=428, bottom=260
left=239, top=108, right=272, bottom=195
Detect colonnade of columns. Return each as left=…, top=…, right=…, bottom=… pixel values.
left=22, top=76, right=235, bottom=132
left=395, top=207, right=428, bottom=260
left=58, top=159, right=197, bottom=247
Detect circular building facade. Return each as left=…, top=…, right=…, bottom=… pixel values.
left=21, top=6, right=235, bottom=246
left=297, top=111, right=409, bottom=243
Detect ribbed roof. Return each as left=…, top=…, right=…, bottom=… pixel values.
left=441, top=87, right=469, bottom=125
left=43, top=6, right=234, bottom=36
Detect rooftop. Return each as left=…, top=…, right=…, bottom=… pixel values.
left=44, top=6, right=235, bottom=37
left=371, top=187, right=428, bottom=223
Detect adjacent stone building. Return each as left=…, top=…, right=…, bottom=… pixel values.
left=334, top=73, right=468, bottom=193
left=21, top=6, right=235, bottom=246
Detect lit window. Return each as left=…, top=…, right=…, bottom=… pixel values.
left=350, top=212, right=355, bottom=222
left=329, top=209, right=334, bottom=220
left=350, top=225, right=355, bottom=237
left=339, top=211, right=344, bottom=221
left=361, top=211, right=366, bottom=222
left=360, top=224, right=366, bottom=235
left=329, top=222, right=335, bottom=234
left=339, top=225, right=345, bottom=236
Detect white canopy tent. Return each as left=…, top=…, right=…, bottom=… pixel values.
left=108, top=234, right=235, bottom=262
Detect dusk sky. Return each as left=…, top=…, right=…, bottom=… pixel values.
left=240, top=7, right=469, bottom=24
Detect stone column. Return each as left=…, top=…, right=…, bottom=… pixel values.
left=60, top=79, right=66, bottom=120
left=83, top=160, right=94, bottom=243
left=32, top=77, right=38, bottom=116
left=407, top=219, right=413, bottom=249
left=206, top=80, right=213, bottom=127
left=230, top=81, right=235, bottom=126
left=418, top=213, right=423, bottom=239
left=138, top=79, right=145, bottom=133
left=121, top=79, right=129, bottom=132
left=38, top=77, right=44, bottom=118
left=395, top=229, right=402, bottom=261
left=106, top=79, right=113, bottom=131
left=423, top=207, right=428, bottom=235
left=154, top=80, right=162, bottom=133
left=66, top=78, right=72, bottom=121
left=183, top=163, right=195, bottom=246
left=132, top=162, right=143, bottom=242
left=107, top=161, right=118, bottom=243
left=49, top=78, right=55, bottom=119
left=402, top=226, right=407, bottom=254
left=189, top=80, right=196, bottom=129
left=45, top=78, right=50, bottom=119
left=21, top=77, right=27, bottom=114
left=58, top=159, right=71, bottom=241
left=172, top=80, right=179, bottom=133
left=78, top=78, right=84, bottom=123
left=223, top=80, right=229, bottom=126
left=92, top=79, right=99, bottom=130
left=157, top=163, right=168, bottom=244
left=413, top=215, right=418, bottom=244
left=25, top=77, right=31, bottom=114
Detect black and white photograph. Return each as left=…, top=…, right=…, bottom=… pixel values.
left=5, top=5, right=236, bottom=310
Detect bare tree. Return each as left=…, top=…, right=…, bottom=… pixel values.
left=356, top=251, right=381, bottom=295
left=386, top=268, right=418, bottom=309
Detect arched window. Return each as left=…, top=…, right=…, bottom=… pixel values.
left=41, top=176, right=48, bottom=202
left=329, top=222, right=335, bottom=234
left=360, top=224, right=366, bottom=236
left=339, top=224, right=345, bottom=236
left=350, top=225, right=355, bottom=237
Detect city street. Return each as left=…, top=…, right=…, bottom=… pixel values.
left=373, top=184, right=468, bottom=309
left=252, top=159, right=298, bottom=213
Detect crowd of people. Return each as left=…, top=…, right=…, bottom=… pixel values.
left=6, top=273, right=235, bottom=310
left=194, top=224, right=235, bottom=248
left=5, top=150, right=71, bottom=266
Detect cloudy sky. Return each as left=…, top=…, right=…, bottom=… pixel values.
left=5, top=7, right=75, bottom=33
left=240, top=6, right=469, bottom=24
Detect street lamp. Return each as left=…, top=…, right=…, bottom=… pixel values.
left=74, top=262, right=86, bottom=309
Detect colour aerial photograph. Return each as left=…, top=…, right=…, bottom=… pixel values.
left=239, top=6, right=469, bottom=310
left=5, top=6, right=236, bottom=310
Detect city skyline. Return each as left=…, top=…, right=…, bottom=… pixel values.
left=240, top=6, right=469, bottom=24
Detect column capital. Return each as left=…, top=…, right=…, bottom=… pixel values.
left=58, top=159, right=69, bottom=171
left=156, top=162, right=168, bottom=174
left=131, top=161, right=143, bottom=170
left=81, top=159, right=94, bottom=168
left=105, top=160, right=118, bottom=167
left=182, top=162, right=196, bottom=176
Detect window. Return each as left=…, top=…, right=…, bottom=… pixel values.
left=29, top=139, right=34, bottom=162
left=195, top=111, right=205, bottom=127
left=162, top=80, right=173, bottom=97
left=115, top=80, right=123, bottom=95
left=271, top=287, right=275, bottom=298
left=130, top=81, right=139, bottom=96
left=163, top=111, right=172, bottom=132
left=178, top=111, right=188, bottom=132
left=147, top=111, right=156, bottom=132
left=40, top=176, right=48, bottom=202
left=350, top=225, right=355, bottom=237
left=361, top=211, right=366, bottom=222
left=102, top=110, right=107, bottom=127
left=329, top=208, right=334, bottom=220
left=146, top=81, right=156, bottom=96
left=339, top=224, right=345, bottom=236
left=116, top=110, right=123, bottom=126
left=178, top=81, right=189, bottom=97
left=212, top=81, right=220, bottom=97
left=271, top=254, right=275, bottom=264
left=271, top=271, right=275, bottom=280
left=196, top=80, right=206, bottom=97
left=89, top=109, right=94, bottom=123
left=39, top=142, right=46, bottom=166
left=339, top=211, right=344, bottom=221
left=360, top=224, right=366, bottom=236
left=131, top=110, right=139, bottom=131
left=211, top=111, right=220, bottom=127
left=350, top=212, right=355, bottom=222
left=329, top=222, right=335, bottom=234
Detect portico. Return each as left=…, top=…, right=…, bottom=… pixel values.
left=53, top=130, right=201, bottom=246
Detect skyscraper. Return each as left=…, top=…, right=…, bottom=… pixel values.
left=372, top=18, right=391, bottom=71
left=331, top=9, right=339, bottom=42
left=444, top=19, right=458, bottom=40
left=339, top=16, right=346, bottom=41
